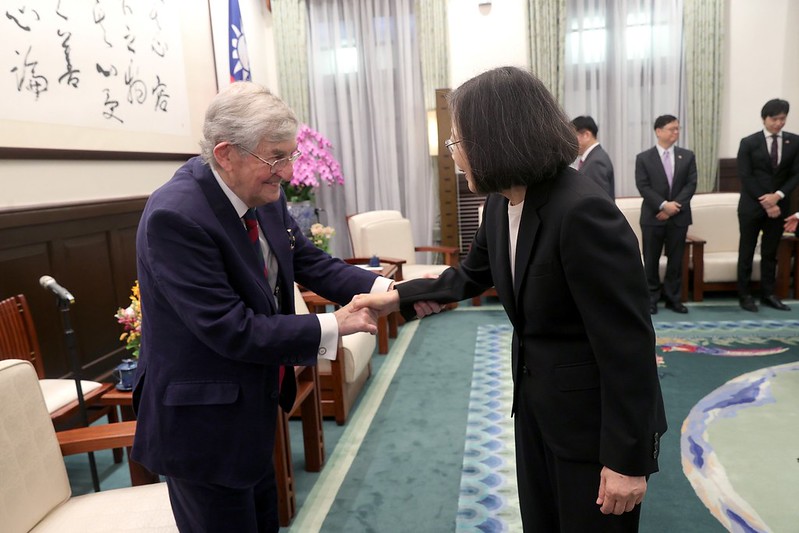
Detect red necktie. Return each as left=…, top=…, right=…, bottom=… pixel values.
left=771, top=134, right=779, bottom=170
left=577, top=158, right=584, bottom=170
left=243, top=209, right=285, bottom=390
left=243, top=209, right=268, bottom=279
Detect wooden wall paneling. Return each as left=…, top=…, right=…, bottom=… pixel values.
left=718, top=158, right=738, bottom=192
left=0, top=198, right=146, bottom=380
left=435, top=89, right=459, bottom=250
left=0, top=243, right=67, bottom=375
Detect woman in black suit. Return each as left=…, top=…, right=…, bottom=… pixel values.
left=356, top=66, right=666, bottom=532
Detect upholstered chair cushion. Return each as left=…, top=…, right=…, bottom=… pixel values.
left=0, top=359, right=175, bottom=533
left=38, top=380, right=104, bottom=415
left=348, top=210, right=403, bottom=257
left=689, top=193, right=760, bottom=282
left=0, top=359, right=72, bottom=533
left=359, top=218, right=418, bottom=265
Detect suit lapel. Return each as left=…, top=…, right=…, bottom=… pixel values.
left=513, top=182, right=549, bottom=299
left=194, top=163, right=277, bottom=313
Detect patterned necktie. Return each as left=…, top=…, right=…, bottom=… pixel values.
left=663, top=150, right=673, bottom=190
left=243, top=209, right=286, bottom=392
left=771, top=134, right=779, bottom=169
left=243, top=209, right=267, bottom=279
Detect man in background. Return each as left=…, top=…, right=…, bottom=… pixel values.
left=635, top=115, right=697, bottom=314
left=737, top=99, right=799, bottom=312
left=572, top=116, right=615, bottom=198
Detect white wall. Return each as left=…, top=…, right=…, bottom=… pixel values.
left=447, top=0, right=529, bottom=88
left=2, top=0, right=795, bottom=209
left=719, top=0, right=799, bottom=157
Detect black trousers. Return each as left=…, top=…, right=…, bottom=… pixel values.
left=166, top=464, right=278, bottom=533
left=737, top=211, right=783, bottom=297
left=641, top=222, right=688, bottom=306
left=514, top=382, right=641, bottom=532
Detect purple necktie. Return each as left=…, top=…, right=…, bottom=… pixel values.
left=663, top=150, right=673, bottom=189
left=771, top=134, right=779, bottom=169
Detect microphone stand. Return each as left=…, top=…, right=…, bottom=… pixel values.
left=56, top=296, right=101, bottom=493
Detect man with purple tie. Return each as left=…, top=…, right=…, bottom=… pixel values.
left=635, top=115, right=697, bottom=315
left=737, top=99, right=799, bottom=312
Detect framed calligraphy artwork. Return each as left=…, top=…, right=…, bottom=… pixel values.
left=0, top=0, right=216, bottom=160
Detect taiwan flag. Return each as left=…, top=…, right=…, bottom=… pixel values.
left=229, top=0, right=251, bottom=82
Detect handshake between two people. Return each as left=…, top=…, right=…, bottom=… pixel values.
left=332, top=288, right=445, bottom=337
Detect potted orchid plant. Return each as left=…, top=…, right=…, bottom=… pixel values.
left=283, top=124, right=345, bottom=203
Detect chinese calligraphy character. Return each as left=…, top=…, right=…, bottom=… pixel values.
left=10, top=46, right=48, bottom=100
left=152, top=75, right=169, bottom=112
left=57, top=29, right=80, bottom=88
left=102, top=89, right=124, bottom=123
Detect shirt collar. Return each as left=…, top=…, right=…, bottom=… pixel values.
left=211, top=166, right=249, bottom=219
left=763, top=128, right=783, bottom=139
left=656, top=144, right=674, bottom=157
left=582, top=142, right=600, bottom=160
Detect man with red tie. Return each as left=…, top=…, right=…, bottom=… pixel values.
left=132, top=82, right=387, bottom=532
left=635, top=115, right=697, bottom=314
left=737, top=99, right=799, bottom=312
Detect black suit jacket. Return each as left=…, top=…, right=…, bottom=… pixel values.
left=737, top=130, right=799, bottom=217
left=397, top=168, right=666, bottom=477
left=580, top=144, right=615, bottom=198
left=635, top=146, right=697, bottom=227
left=131, top=157, right=377, bottom=488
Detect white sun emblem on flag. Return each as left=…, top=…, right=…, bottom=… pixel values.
left=230, top=24, right=250, bottom=80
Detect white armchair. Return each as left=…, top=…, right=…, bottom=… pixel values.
left=294, top=284, right=376, bottom=425
left=0, top=359, right=175, bottom=533
left=347, top=210, right=459, bottom=281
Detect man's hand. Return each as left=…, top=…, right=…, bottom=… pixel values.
left=767, top=205, right=781, bottom=218
left=785, top=213, right=799, bottom=233
left=596, top=466, right=647, bottom=515
left=759, top=193, right=781, bottom=209
left=351, top=291, right=400, bottom=317
left=655, top=211, right=670, bottom=221
left=333, top=301, right=378, bottom=336
left=661, top=201, right=681, bottom=217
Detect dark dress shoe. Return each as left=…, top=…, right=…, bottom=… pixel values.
left=649, top=303, right=658, bottom=315
left=761, top=295, right=790, bottom=311
left=665, top=301, right=688, bottom=314
left=739, top=296, right=758, bottom=312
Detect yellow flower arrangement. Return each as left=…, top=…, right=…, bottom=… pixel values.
left=114, top=280, right=141, bottom=358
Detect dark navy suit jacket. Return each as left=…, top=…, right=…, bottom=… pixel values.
left=131, top=157, right=377, bottom=488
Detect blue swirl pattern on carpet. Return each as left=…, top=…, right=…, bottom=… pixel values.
left=456, top=324, right=520, bottom=533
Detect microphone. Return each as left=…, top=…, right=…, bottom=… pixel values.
left=39, top=275, right=75, bottom=304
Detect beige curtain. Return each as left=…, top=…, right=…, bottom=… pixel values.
left=528, top=0, right=566, bottom=103
left=416, top=0, right=449, bottom=111
left=684, top=0, right=724, bottom=192
left=271, top=0, right=310, bottom=123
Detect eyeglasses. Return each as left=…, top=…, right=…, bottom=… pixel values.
left=237, top=145, right=302, bottom=174
left=444, top=138, right=462, bottom=154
